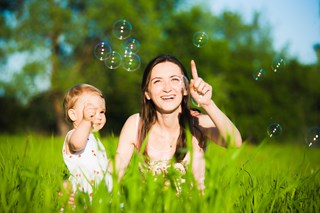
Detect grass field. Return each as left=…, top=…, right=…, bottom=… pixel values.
left=0, top=134, right=319, bottom=212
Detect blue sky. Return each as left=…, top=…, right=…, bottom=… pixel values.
left=209, top=0, right=320, bottom=64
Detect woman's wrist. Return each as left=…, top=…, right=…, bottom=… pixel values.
left=200, top=99, right=215, bottom=110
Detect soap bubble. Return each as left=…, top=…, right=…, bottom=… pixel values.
left=123, top=38, right=140, bottom=53
left=267, top=123, right=282, bottom=138
left=122, top=51, right=141, bottom=72
left=93, top=41, right=112, bottom=61
left=112, top=19, right=132, bottom=40
left=104, top=51, right=122, bottom=69
left=192, top=31, right=208, bottom=48
left=182, top=76, right=189, bottom=90
left=271, top=56, right=285, bottom=72
left=305, top=127, right=320, bottom=147
left=252, top=68, right=266, bottom=81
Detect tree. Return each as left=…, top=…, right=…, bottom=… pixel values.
left=0, top=0, right=184, bottom=135
left=1, top=0, right=319, bottom=143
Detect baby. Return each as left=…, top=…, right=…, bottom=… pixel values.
left=62, top=83, right=112, bottom=198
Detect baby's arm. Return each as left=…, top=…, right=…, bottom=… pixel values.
left=68, top=104, right=95, bottom=152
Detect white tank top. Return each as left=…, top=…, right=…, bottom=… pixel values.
left=135, top=113, right=205, bottom=191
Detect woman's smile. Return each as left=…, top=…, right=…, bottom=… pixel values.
left=160, top=94, right=176, bottom=101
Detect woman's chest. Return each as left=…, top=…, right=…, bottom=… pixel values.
left=146, top=132, right=177, bottom=161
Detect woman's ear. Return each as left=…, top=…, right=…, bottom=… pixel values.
left=67, top=109, right=77, bottom=122
left=183, top=77, right=189, bottom=96
left=183, top=88, right=188, bottom=96
left=145, top=91, right=151, bottom=100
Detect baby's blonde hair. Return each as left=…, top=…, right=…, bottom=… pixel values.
left=63, top=83, right=104, bottom=123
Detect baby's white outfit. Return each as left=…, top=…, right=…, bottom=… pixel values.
left=62, top=131, right=112, bottom=197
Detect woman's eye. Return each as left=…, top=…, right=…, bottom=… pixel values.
left=153, top=80, right=162, bottom=84
left=171, top=77, right=182, bottom=85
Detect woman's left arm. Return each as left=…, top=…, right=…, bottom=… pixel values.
left=189, top=60, right=242, bottom=148
left=198, top=101, right=242, bottom=147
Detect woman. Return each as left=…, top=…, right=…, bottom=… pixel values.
left=115, top=54, right=242, bottom=191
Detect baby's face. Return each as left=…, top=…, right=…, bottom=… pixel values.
left=73, top=93, right=106, bottom=132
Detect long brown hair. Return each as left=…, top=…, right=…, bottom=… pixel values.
left=138, top=54, right=197, bottom=162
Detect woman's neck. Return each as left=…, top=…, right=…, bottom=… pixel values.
left=155, top=110, right=181, bottom=131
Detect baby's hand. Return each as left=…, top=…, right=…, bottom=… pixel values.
left=83, top=103, right=96, bottom=122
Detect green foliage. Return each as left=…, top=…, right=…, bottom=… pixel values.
left=0, top=134, right=319, bottom=212
left=0, top=0, right=319, bottom=141
left=0, top=92, right=57, bottom=134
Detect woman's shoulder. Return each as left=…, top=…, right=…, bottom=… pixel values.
left=118, top=113, right=140, bottom=147
left=125, top=113, right=140, bottom=124
left=190, top=108, right=202, bottom=117
left=190, top=108, right=212, bottom=125
left=189, top=109, right=209, bottom=148
left=189, top=108, right=205, bottom=125
left=120, top=113, right=140, bottom=135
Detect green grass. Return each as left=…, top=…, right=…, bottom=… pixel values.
left=0, top=134, right=319, bottom=212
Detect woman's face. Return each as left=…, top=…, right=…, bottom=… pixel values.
left=145, top=61, right=187, bottom=113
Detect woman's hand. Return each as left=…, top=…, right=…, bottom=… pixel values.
left=189, top=60, right=212, bottom=107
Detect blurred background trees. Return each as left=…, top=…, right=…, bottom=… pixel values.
left=0, top=0, right=319, bottom=144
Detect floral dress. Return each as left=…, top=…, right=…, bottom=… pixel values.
left=144, top=143, right=205, bottom=192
